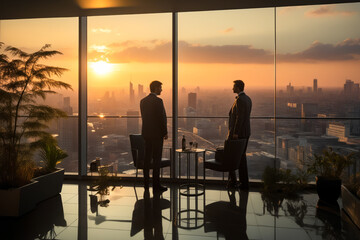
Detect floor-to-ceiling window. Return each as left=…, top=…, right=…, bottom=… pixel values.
left=276, top=3, right=360, bottom=174
left=87, top=13, right=172, bottom=176
left=1, top=2, right=359, bottom=179
left=0, top=17, right=79, bottom=173
left=178, top=8, right=275, bottom=180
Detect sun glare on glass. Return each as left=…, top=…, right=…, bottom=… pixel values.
left=91, top=61, right=112, bottom=75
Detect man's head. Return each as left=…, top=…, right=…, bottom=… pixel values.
left=233, top=80, right=245, bottom=94
left=150, top=80, right=163, bottom=95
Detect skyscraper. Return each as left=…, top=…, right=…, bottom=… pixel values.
left=313, top=79, right=318, bottom=93
left=286, top=82, right=294, bottom=94
left=188, top=92, right=197, bottom=109
left=63, top=97, right=73, bottom=115
left=129, top=82, right=135, bottom=105
left=138, top=84, right=145, bottom=99
left=344, top=79, right=359, bottom=99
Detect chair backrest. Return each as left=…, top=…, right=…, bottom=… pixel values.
left=129, top=134, right=146, bottom=169
left=223, top=139, right=247, bottom=171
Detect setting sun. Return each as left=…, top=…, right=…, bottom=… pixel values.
left=90, top=60, right=112, bottom=75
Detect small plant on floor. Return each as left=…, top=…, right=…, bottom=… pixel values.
left=262, top=166, right=307, bottom=194
left=90, top=167, right=121, bottom=202
left=306, top=147, right=355, bottom=179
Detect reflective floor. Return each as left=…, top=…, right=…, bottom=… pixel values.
left=1, top=182, right=360, bottom=240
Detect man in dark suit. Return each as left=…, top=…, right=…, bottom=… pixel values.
left=140, top=80, right=168, bottom=192
left=228, top=80, right=252, bottom=190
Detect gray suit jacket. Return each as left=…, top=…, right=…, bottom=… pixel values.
left=140, top=93, right=167, bottom=139
left=228, top=92, right=252, bottom=139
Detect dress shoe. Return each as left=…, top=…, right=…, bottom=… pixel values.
left=153, top=185, right=168, bottom=192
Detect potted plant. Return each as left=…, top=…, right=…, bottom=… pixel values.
left=0, top=42, right=71, bottom=216
left=261, top=166, right=307, bottom=217
left=33, top=135, right=68, bottom=203
left=306, top=147, right=355, bottom=203
left=342, top=173, right=360, bottom=229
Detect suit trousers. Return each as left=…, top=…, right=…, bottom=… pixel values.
left=144, top=136, right=164, bottom=187
left=229, top=138, right=249, bottom=185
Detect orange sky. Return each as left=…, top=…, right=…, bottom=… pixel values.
left=1, top=3, right=360, bottom=97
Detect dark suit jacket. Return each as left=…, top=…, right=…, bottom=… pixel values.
left=228, top=92, right=252, bottom=139
left=140, top=93, right=167, bottom=139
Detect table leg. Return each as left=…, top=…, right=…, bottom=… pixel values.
left=195, top=153, right=198, bottom=183
left=178, top=153, right=181, bottom=179
left=187, top=153, right=190, bottom=181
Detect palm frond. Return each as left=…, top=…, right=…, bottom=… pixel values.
left=5, top=46, right=29, bottom=58
left=33, top=66, right=68, bottom=78
left=23, top=130, right=50, bottom=138
left=43, top=78, right=72, bottom=90
left=22, top=121, right=48, bottom=130
left=28, top=105, right=68, bottom=121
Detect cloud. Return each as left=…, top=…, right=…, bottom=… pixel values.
left=222, top=27, right=234, bottom=33
left=278, top=6, right=300, bottom=15
left=278, top=38, right=360, bottom=62
left=91, top=28, right=112, bottom=33
left=306, top=5, right=356, bottom=17
left=88, top=38, right=360, bottom=64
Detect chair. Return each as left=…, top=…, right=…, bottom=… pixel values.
left=129, top=134, right=171, bottom=179
left=203, top=139, right=247, bottom=182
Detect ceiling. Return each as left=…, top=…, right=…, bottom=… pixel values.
left=1, top=0, right=359, bottom=19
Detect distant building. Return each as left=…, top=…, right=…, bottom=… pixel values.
left=183, top=107, right=196, bottom=131
left=327, top=122, right=350, bottom=142
left=286, top=82, right=294, bottom=94
left=63, top=97, right=73, bottom=115
left=301, top=103, right=318, bottom=118
left=129, top=82, right=135, bottom=105
left=344, top=79, right=359, bottom=99
left=138, top=84, right=145, bottom=99
left=301, top=103, right=318, bottom=131
left=188, top=92, right=197, bottom=109
left=313, top=79, right=318, bottom=93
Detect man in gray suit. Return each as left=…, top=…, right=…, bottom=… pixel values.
left=140, top=80, right=168, bottom=192
left=228, top=80, right=252, bottom=190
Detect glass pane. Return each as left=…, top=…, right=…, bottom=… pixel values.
left=179, top=9, right=275, bottom=179
left=276, top=3, right=360, bottom=118
left=87, top=13, right=172, bottom=175
left=276, top=119, right=360, bottom=179
left=0, top=18, right=79, bottom=173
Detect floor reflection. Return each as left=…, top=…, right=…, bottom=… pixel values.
left=0, top=194, right=66, bottom=239
left=204, top=189, right=249, bottom=239
left=1, top=183, right=360, bottom=240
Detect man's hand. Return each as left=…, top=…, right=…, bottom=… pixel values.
left=232, top=134, right=239, bottom=139
left=164, top=134, right=168, bottom=140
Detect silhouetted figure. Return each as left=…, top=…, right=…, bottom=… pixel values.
left=140, top=81, right=168, bottom=192
left=227, top=80, right=252, bottom=190
left=130, top=188, right=170, bottom=239
left=204, top=189, right=249, bottom=240
left=143, top=189, right=165, bottom=240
